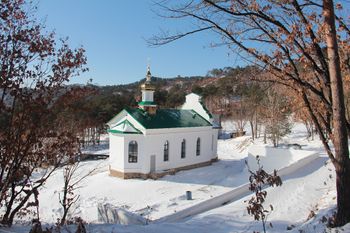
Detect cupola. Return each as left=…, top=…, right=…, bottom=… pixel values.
left=138, top=65, right=157, bottom=114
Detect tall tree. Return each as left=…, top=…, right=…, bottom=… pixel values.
left=150, top=0, right=350, bottom=226
left=323, top=0, right=350, bottom=225
left=0, top=0, right=88, bottom=225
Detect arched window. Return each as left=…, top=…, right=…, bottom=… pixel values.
left=128, top=141, right=138, bottom=163
left=196, top=137, right=201, bottom=156
left=181, top=139, right=186, bottom=158
left=164, top=141, right=169, bottom=162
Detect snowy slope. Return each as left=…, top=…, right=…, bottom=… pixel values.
left=5, top=123, right=350, bottom=233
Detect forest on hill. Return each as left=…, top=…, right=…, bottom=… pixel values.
left=68, top=64, right=348, bottom=148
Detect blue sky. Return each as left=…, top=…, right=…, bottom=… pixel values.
left=37, top=0, right=243, bottom=86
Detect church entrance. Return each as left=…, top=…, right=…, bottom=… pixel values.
left=150, top=155, right=156, bottom=173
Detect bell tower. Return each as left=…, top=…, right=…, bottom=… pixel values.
left=139, top=65, right=157, bottom=114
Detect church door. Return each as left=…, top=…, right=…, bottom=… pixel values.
left=150, top=155, right=156, bottom=173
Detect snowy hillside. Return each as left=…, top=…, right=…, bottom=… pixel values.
left=7, top=123, right=350, bottom=233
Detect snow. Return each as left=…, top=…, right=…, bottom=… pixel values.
left=247, top=145, right=319, bottom=173
left=36, top=136, right=250, bottom=224
left=4, top=122, right=350, bottom=233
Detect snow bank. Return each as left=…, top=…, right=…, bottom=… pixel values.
left=156, top=145, right=320, bottom=223
left=155, top=182, right=251, bottom=223
left=97, top=204, right=147, bottom=225
left=247, top=145, right=318, bottom=173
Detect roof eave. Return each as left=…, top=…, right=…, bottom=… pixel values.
left=108, top=129, right=142, bottom=134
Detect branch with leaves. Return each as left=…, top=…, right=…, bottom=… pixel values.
left=0, top=0, right=89, bottom=226
left=246, top=157, right=282, bottom=233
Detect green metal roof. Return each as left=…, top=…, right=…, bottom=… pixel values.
left=138, top=101, right=156, bottom=106
left=124, top=107, right=212, bottom=129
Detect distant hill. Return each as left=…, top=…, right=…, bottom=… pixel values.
left=81, top=65, right=261, bottom=126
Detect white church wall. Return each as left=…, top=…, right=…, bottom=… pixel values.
left=181, top=93, right=212, bottom=123
left=212, top=128, right=219, bottom=156
left=111, top=126, right=218, bottom=175
left=141, top=127, right=217, bottom=173
left=156, top=132, right=208, bottom=171
left=122, top=134, right=145, bottom=173
left=109, top=126, right=219, bottom=176
left=109, top=134, right=125, bottom=171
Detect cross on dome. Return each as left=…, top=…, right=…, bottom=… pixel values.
left=146, top=64, right=151, bottom=82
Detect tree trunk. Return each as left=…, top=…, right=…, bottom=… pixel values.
left=250, top=120, right=255, bottom=140
left=324, top=0, right=350, bottom=226
left=273, top=135, right=277, bottom=148
left=97, top=128, right=101, bottom=145
left=335, top=163, right=350, bottom=225
left=1, top=184, right=16, bottom=226
left=3, top=188, right=34, bottom=227
left=60, top=181, right=69, bottom=225
left=254, top=112, right=258, bottom=139
left=91, top=128, right=94, bottom=145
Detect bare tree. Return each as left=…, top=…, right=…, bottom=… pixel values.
left=261, top=86, right=292, bottom=147
left=231, top=97, right=248, bottom=134
left=150, top=0, right=350, bottom=226
left=0, top=0, right=88, bottom=226
left=292, top=96, right=317, bottom=140
left=59, top=160, right=98, bottom=225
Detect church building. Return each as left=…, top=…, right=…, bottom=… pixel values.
left=107, top=67, right=219, bottom=179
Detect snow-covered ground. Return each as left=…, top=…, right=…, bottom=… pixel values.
left=38, top=135, right=251, bottom=224
left=5, top=123, right=350, bottom=233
